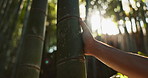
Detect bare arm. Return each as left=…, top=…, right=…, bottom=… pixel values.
left=79, top=19, right=148, bottom=78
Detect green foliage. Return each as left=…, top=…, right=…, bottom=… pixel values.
left=79, top=0, right=85, bottom=3
left=112, top=73, right=128, bottom=78
left=46, top=0, right=57, bottom=49
left=12, top=0, right=30, bottom=49
left=142, top=0, right=145, bottom=2
left=137, top=51, right=148, bottom=56
left=117, top=73, right=128, bottom=78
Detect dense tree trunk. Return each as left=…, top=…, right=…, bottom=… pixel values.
left=14, top=0, right=47, bottom=78
left=57, top=0, right=87, bottom=78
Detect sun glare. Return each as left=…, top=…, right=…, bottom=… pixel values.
left=90, top=11, right=100, bottom=31
left=90, top=11, right=119, bottom=35
left=79, top=3, right=86, bottom=20
left=101, top=18, right=119, bottom=35
left=79, top=4, right=119, bottom=35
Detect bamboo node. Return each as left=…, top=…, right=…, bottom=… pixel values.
left=57, top=15, right=80, bottom=24
left=27, top=34, right=44, bottom=41
left=57, top=56, right=85, bottom=66
left=20, top=64, right=40, bottom=71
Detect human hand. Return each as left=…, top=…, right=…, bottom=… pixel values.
left=79, top=18, right=96, bottom=56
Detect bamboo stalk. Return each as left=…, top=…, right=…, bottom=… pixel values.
left=57, top=0, right=87, bottom=78
left=15, top=0, right=47, bottom=78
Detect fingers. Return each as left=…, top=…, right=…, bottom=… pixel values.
left=79, top=18, right=91, bottom=32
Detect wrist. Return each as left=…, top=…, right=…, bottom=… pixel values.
left=88, top=39, right=101, bottom=56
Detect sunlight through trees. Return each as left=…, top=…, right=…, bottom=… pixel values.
left=0, top=0, right=148, bottom=78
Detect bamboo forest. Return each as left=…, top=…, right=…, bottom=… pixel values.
left=0, top=0, right=148, bottom=78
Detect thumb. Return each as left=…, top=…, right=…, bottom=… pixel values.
left=79, top=18, right=91, bottom=33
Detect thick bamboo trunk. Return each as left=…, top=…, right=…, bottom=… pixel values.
left=57, top=0, right=87, bottom=78
left=15, top=0, right=47, bottom=78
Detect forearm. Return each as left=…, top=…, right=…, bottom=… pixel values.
left=79, top=18, right=148, bottom=77
left=90, top=40, right=148, bottom=77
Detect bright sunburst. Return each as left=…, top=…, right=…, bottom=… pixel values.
left=90, top=11, right=119, bottom=35
left=80, top=5, right=119, bottom=35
